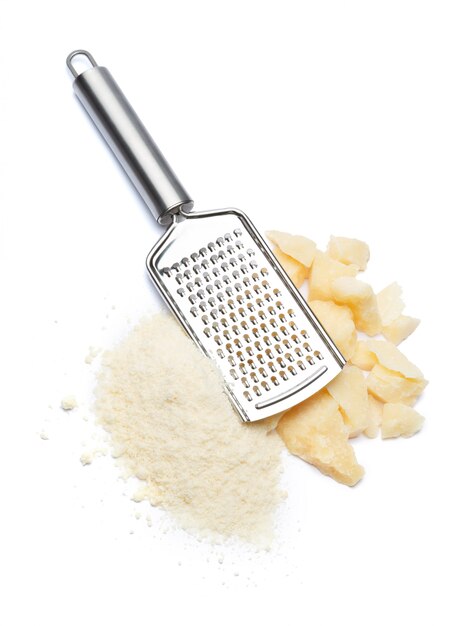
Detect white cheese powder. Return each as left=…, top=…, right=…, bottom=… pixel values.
left=94, top=313, right=284, bottom=545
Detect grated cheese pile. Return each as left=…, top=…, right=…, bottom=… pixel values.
left=94, top=314, right=284, bottom=545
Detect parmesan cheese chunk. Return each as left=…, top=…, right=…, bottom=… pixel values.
left=327, top=365, right=369, bottom=437
left=309, top=251, right=358, bottom=301
left=331, top=277, right=381, bottom=336
left=364, top=339, right=424, bottom=380
left=327, top=236, right=370, bottom=271
left=350, top=340, right=376, bottom=371
left=382, top=403, right=424, bottom=438
left=377, top=282, right=405, bottom=326
left=266, top=230, right=316, bottom=269
left=382, top=315, right=420, bottom=345
left=364, top=394, right=383, bottom=438
left=367, top=364, right=427, bottom=405
left=309, top=300, right=357, bottom=360
left=273, top=246, right=307, bottom=288
left=276, top=390, right=364, bottom=486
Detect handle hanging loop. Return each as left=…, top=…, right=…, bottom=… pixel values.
left=66, top=50, right=98, bottom=78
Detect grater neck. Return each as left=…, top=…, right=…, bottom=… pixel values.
left=66, top=50, right=194, bottom=226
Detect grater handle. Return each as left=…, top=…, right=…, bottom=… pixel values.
left=66, top=50, right=194, bottom=225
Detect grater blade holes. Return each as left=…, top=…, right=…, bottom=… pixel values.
left=158, top=225, right=331, bottom=417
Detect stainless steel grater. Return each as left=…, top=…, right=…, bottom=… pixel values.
left=67, top=50, right=346, bottom=422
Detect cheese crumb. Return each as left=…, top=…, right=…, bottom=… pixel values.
left=80, top=451, right=93, bottom=465
left=80, top=446, right=107, bottom=465
left=85, top=345, right=101, bottom=364
left=61, top=395, right=78, bottom=411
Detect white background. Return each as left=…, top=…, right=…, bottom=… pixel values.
left=1, top=1, right=461, bottom=624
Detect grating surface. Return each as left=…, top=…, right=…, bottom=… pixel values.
left=147, top=210, right=344, bottom=421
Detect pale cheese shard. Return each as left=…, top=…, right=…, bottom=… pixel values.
left=309, top=300, right=357, bottom=360
left=266, top=230, right=317, bottom=269
left=276, top=390, right=364, bottom=486
left=327, top=236, right=370, bottom=271
left=363, top=339, right=424, bottom=380
left=367, top=364, right=427, bottom=405
left=326, top=365, right=369, bottom=437
left=350, top=340, right=376, bottom=371
left=331, top=277, right=381, bottom=336
left=364, top=394, right=383, bottom=438
left=309, top=251, right=358, bottom=301
left=382, top=315, right=420, bottom=345
left=381, top=403, right=424, bottom=438
left=377, top=282, right=405, bottom=326
left=273, top=246, right=307, bottom=288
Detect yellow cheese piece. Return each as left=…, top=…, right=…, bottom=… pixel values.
left=350, top=340, right=376, bottom=371
left=276, top=390, right=364, bottom=486
left=309, top=299, right=357, bottom=360
left=364, top=339, right=424, bottom=380
left=327, top=236, right=370, bottom=271
left=377, top=282, right=405, bottom=326
left=266, top=230, right=317, bottom=269
left=382, top=403, right=424, bottom=438
left=273, top=246, right=307, bottom=288
left=367, top=364, right=427, bottom=405
left=331, top=277, right=381, bottom=336
left=364, top=394, right=383, bottom=438
left=382, top=315, right=420, bottom=345
left=326, top=365, right=369, bottom=437
left=309, top=251, right=358, bottom=301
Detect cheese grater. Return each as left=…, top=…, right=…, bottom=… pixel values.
left=67, top=50, right=346, bottom=422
